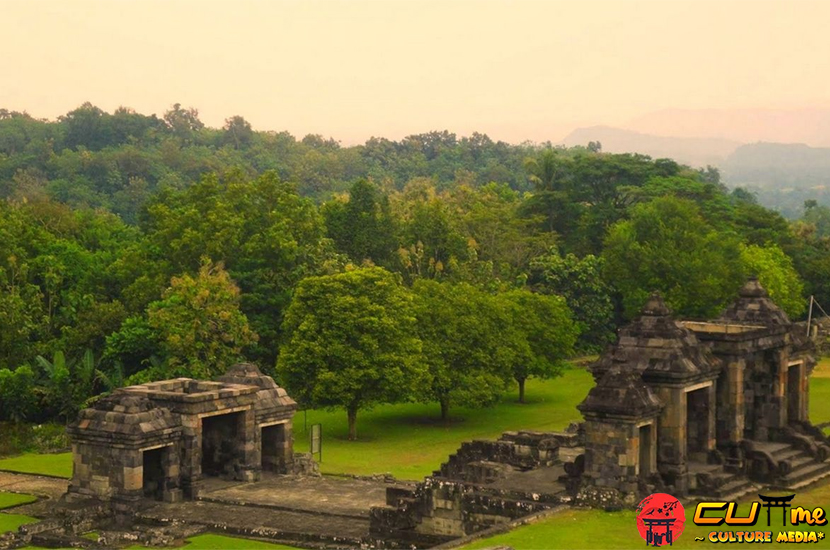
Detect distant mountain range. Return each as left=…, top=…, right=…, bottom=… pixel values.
left=561, top=122, right=830, bottom=192
left=562, top=126, right=740, bottom=167
left=626, top=108, right=830, bottom=148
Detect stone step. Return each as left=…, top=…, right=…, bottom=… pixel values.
left=779, top=461, right=830, bottom=487
left=790, top=455, right=816, bottom=469
left=692, top=478, right=758, bottom=502
left=773, top=448, right=808, bottom=462
left=756, top=441, right=791, bottom=455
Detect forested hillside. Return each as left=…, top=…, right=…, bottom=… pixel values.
left=2, top=104, right=829, bottom=430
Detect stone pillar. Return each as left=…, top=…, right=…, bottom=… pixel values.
left=706, top=381, right=717, bottom=451
left=180, top=414, right=202, bottom=499
left=283, top=421, right=294, bottom=470
left=236, top=408, right=261, bottom=482
left=774, top=349, right=789, bottom=431
left=656, top=387, right=686, bottom=466
left=122, top=449, right=143, bottom=497
left=656, top=387, right=687, bottom=494
left=717, top=357, right=745, bottom=445
left=163, top=444, right=183, bottom=503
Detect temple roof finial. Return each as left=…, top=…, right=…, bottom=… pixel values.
left=641, top=291, right=671, bottom=316
left=739, top=276, right=768, bottom=298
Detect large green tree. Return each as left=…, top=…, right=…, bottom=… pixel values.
left=603, top=196, right=745, bottom=319
left=147, top=259, right=257, bottom=380
left=277, top=267, right=426, bottom=440
left=138, top=171, right=336, bottom=364
left=322, top=179, right=398, bottom=267
left=499, top=289, right=578, bottom=403
left=740, top=244, right=806, bottom=317
left=529, top=250, right=615, bottom=351
left=412, top=280, right=514, bottom=420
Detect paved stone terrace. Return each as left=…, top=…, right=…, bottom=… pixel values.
left=197, top=473, right=403, bottom=518
left=139, top=500, right=371, bottom=544
left=137, top=474, right=411, bottom=546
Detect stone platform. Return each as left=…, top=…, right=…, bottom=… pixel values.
left=197, top=472, right=408, bottom=518
left=136, top=473, right=408, bottom=547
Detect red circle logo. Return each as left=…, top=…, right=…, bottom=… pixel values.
left=636, top=493, right=685, bottom=547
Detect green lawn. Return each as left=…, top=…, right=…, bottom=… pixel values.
left=292, top=369, right=595, bottom=479
left=0, top=512, right=38, bottom=535
left=465, top=483, right=830, bottom=549
left=0, top=492, right=38, bottom=534
left=812, top=358, right=830, bottom=427
left=0, top=492, right=37, bottom=509
left=0, top=452, right=72, bottom=479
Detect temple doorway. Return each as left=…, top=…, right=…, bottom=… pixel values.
left=261, top=423, right=287, bottom=472
left=639, top=424, right=653, bottom=478
left=201, top=412, right=244, bottom=477
left=787, top=362, right=802, bottom=424
left=142, top=447, right=165, bottom=501
left=686, top=388, right=710, bottom=460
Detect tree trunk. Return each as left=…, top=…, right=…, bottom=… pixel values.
left=518, top=377, right=527, bottom=404
left=347, top=406, right=358, bottom=441
left=440, top=397, right=450, bottom=421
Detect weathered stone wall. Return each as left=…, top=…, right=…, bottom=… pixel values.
left=582, top=419, right=643, bottom=493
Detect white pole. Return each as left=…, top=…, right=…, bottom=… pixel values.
left=806, top=295, right=814, bottom=337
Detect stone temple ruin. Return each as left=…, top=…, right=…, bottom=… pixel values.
left=66, top=362, right=298, bottom=506
left=370, top=279, right=830, bottom=546
left=4, top=279, right=830, bottom=549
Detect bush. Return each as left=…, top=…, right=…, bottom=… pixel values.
left=0, top=366, right=37, bottom=422
left=0, top=422, right=69, bottom=457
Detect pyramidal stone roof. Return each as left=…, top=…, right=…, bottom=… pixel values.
left=216, top=362, right=297, bottom=417
left=591, top=292, right=721, bottom=383
left=67, top=393, right=179, bottom=440
left=718, top=277, right=791, bottom=327
left=578, top=365, right=663, bottom=418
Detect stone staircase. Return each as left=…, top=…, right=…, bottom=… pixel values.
left=748, top=441, right=830, bottom=490
left=687, top=462, right=756, bottom=501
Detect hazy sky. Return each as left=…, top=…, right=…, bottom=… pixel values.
left=4, top=0, right=829, bottom=144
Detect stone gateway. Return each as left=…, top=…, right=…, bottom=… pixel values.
left=66, top=363, right=297, bottom=506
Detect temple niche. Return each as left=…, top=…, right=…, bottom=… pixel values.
left=66, top=363, right=297, bottom=507
left=579, top=279, right=830, bottom=499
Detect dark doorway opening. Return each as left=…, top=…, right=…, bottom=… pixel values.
left=787, top=364, right=801, bottom=424
left=261, top=424, right=286, bottom=472
left=142, top=448, right=165, bottom=501
left=687, top=388, right=710, bottom=460
left=202, top=412, right=243, bottom=477
left=639, top=424, right=652, bottom=478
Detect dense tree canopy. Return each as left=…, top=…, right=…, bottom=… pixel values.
left=603, top=196, right=745, bottom=319
left=0, top=103, right=824, bottom=429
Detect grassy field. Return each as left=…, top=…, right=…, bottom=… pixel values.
left=0, top=492, right=37, bottom=509
left=0, top=452, right=72, bottom=479
left=292, top=369, right=595, bottom=479
left=812, top=358, right=830, bottom=430
left=0, top=491, right=38, bottom=535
